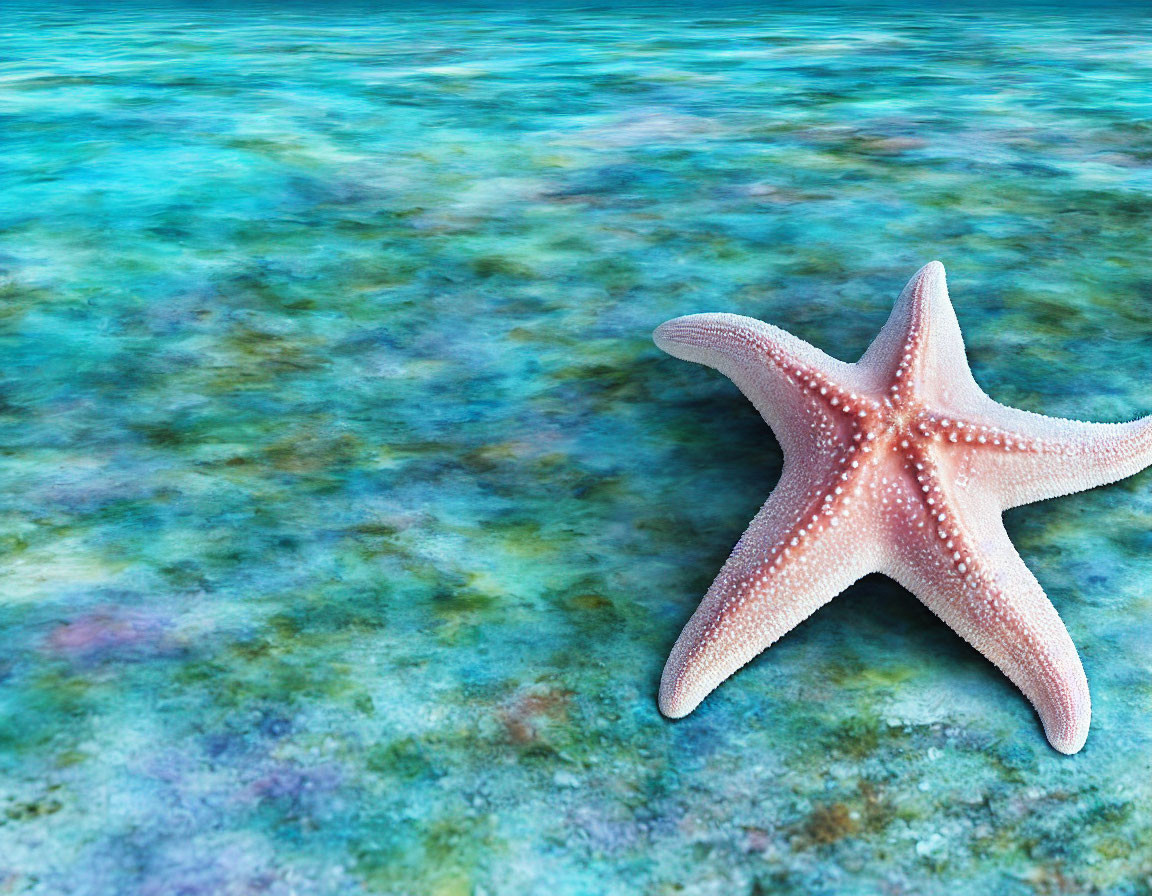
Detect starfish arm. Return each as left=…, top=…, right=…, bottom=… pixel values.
left=939, top=403, right=1152, bottom=509
left=659, top=465, right=881, bottom=718
left=654, top=312, right=865, bottom=461
left=884, top=485, right=1091, bottom=754
left=857, top=261, right=983, bottom=404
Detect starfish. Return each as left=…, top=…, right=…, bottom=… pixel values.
left=654, top=261, right=1152, bottom=754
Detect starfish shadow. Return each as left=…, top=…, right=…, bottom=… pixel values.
left=748, top=574, right=1028, bottom=733
left=778, top=573, right=1000, bottom=670
left=645, top=565, right=1030, bottom=738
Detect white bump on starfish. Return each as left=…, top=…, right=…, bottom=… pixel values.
left=653, top=261, right=1152, bottom=754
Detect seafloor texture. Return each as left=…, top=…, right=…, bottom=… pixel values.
left=1, top=3, right=1151, bottom=894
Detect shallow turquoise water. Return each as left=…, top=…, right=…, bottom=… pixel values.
left=1, top=3, right=1151, bottom=894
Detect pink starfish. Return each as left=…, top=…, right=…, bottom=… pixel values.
left=655, top=261, right=1152, bottom=754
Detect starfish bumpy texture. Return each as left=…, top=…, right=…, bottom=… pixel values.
left=655, top=262, right=1152, bottom=754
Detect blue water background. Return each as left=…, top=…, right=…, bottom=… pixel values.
left=1, top=3, right=1151, bottom=894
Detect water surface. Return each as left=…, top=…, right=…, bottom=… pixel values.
left=1, top=4, right=1151, bottom=894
